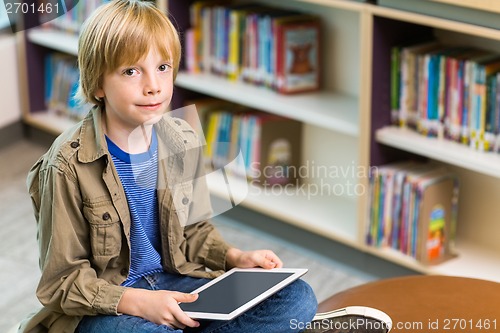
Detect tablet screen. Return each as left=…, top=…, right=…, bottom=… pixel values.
left=179, top=271, right=294, bottom=314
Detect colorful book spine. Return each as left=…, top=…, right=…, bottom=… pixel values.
left=192, top=99, right=302, bottom=184
left=391, top=42, right=500, bottom=154
left=366, top=162, right=459, bottom=265
left=187, top=3, right=321, bottom=94
left=44, top=53, right=91, bottom=120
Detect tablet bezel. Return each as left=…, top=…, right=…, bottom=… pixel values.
left=181, top=267, right=308, bottom=320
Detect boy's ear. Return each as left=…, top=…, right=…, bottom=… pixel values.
left=95, top=88, right=105, bottom=98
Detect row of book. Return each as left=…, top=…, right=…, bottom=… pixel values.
left=45, top=53, right=91, bottom=121
left=391, top=41, right=500, bottom=152
left=186, top=2, right=321, bottom=94
left=175, top=99, right=302, bottom=185
left=367, top=161, right=459, bottom=265
left=39, top=0, right=108, bottom=34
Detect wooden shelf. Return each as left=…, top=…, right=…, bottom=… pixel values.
left=376, top=126, right=500, bottom=178
left=27, top=28, right=78, bottom=56
left=175, top=72, right=359, bottom=136
left=425, top=0, right=500, bottom=14
left=207, top=174, right=360, bottom=248
left=288, top=0, right=365, bottom=11
left=366, top=240, right=500, bottom=283
left=370, top=3, right=500, bottom=41
left=432, top=240, right=500, bottom=282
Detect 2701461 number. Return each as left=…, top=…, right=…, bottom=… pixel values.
left=443, top=319, right=497, bottom=330
left=5, top=2, right=60, bottom=14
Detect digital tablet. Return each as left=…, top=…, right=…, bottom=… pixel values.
left=179, top=268, right=308, bottom=320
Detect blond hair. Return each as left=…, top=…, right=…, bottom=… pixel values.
left=76, top=0, right=181, bottom=107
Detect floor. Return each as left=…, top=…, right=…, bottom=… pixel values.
left=0, top=139, right=376, bottom=332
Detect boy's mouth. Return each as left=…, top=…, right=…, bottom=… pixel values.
left=137, top=102, right=162, bottom=110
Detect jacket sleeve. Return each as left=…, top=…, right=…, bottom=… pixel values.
left=28, top=160, right=126, bottom=316
left=184, top=220, right=232, bottom=272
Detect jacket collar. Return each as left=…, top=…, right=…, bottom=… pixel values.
left=77, top=106, right=108, bottom=163
left=76, top=106, right=187, bottom=165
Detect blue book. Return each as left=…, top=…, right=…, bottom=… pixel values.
left=44, top=54, right=54, bottom=106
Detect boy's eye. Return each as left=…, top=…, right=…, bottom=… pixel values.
left=159, top=64, right=171, bottom=72
left=123, top=68, right=137, bottom=76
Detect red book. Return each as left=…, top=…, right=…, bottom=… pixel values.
left=275, top=16, right=320, bottom=94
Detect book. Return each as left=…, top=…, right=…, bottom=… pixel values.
left=473, top=56, right=500, bottom=151
left=185, top=99, right=302, bottom=185
left=464, top=52, right=500, bottom=149
left=309, top=306, right=393, bottom=332
left=257, top=115, right=302, bottom=185
left=186, top=3, right=321, bottom=95
left=389, top=40, right=500, bottom=153
left=367, top=162, right=459, bottom=265
left=415, top=173, right=459, bottom=265
left=44, top=52, right=91, bottom=120
left=395, top=41, right=440, bottom=129
left=275, top=17, right=321, bottom=94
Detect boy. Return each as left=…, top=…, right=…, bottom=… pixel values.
left=22, top=1, right=317, bottom=332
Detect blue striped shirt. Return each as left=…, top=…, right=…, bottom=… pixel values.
left=106, top=132, right=163, bottom=286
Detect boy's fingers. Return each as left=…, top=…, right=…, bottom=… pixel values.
left=269, top=254, right=283, bottom=268
left=255, top=255, right=276, bottom=269
left=170, top=310, right=199, bottom=329
left=170, top=296, right=200, bottom=328
left=263, top=251, right=282, bottom=268
left=173, top=292, right=199, bottom=303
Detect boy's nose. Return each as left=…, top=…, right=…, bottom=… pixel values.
left=143, top=74, right=161, bottom=95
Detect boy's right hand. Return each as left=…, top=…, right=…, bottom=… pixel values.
left=117, top=288, right=200, bottom=329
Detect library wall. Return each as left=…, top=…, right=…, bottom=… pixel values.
left=0, top=34, right=21, bottom=128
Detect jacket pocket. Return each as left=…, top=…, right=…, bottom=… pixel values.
left=171, top=181, right=193, bottom=227
left=83, top=199, right=122, bottom=257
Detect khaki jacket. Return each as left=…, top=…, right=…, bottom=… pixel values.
left=21, top=107, right=231, bottom=333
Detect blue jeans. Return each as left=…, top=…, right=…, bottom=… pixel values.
left=76, top=271, right=317, bottom=333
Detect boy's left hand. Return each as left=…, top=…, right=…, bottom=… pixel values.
left=226, top=248, right=283, bottom=269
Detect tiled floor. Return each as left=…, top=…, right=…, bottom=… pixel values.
left=0, top=139, right=370, bottom=332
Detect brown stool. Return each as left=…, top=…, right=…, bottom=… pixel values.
left=318, top=275, right=500, bottom=333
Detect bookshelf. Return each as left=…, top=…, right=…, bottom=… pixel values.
left=18, top=0, right=500, bottom=282
left=368, top=3, right=500, bottom=281
left=207, top=175, right=360, bottom=248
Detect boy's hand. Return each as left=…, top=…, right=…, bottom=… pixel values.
left=226, top=248, right=283, bottom=269
left=118, top=288, right=200, bottom=329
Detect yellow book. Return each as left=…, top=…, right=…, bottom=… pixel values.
left=227, top=10, right=241, bottom=81
left=204, top=111, right=220, bottom=163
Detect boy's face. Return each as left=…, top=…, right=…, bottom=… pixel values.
left=96, top=48, right=174, bottom=132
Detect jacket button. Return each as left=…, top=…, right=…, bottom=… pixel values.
left=102, top=212, right=111, bottom=220
left=120, top=268, right=128, bottom=276
left=70, top=141, right=80, bottom=148
left=175, top=119, right=181, bottom=125
left=182, top=197, right=189, bottom=205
